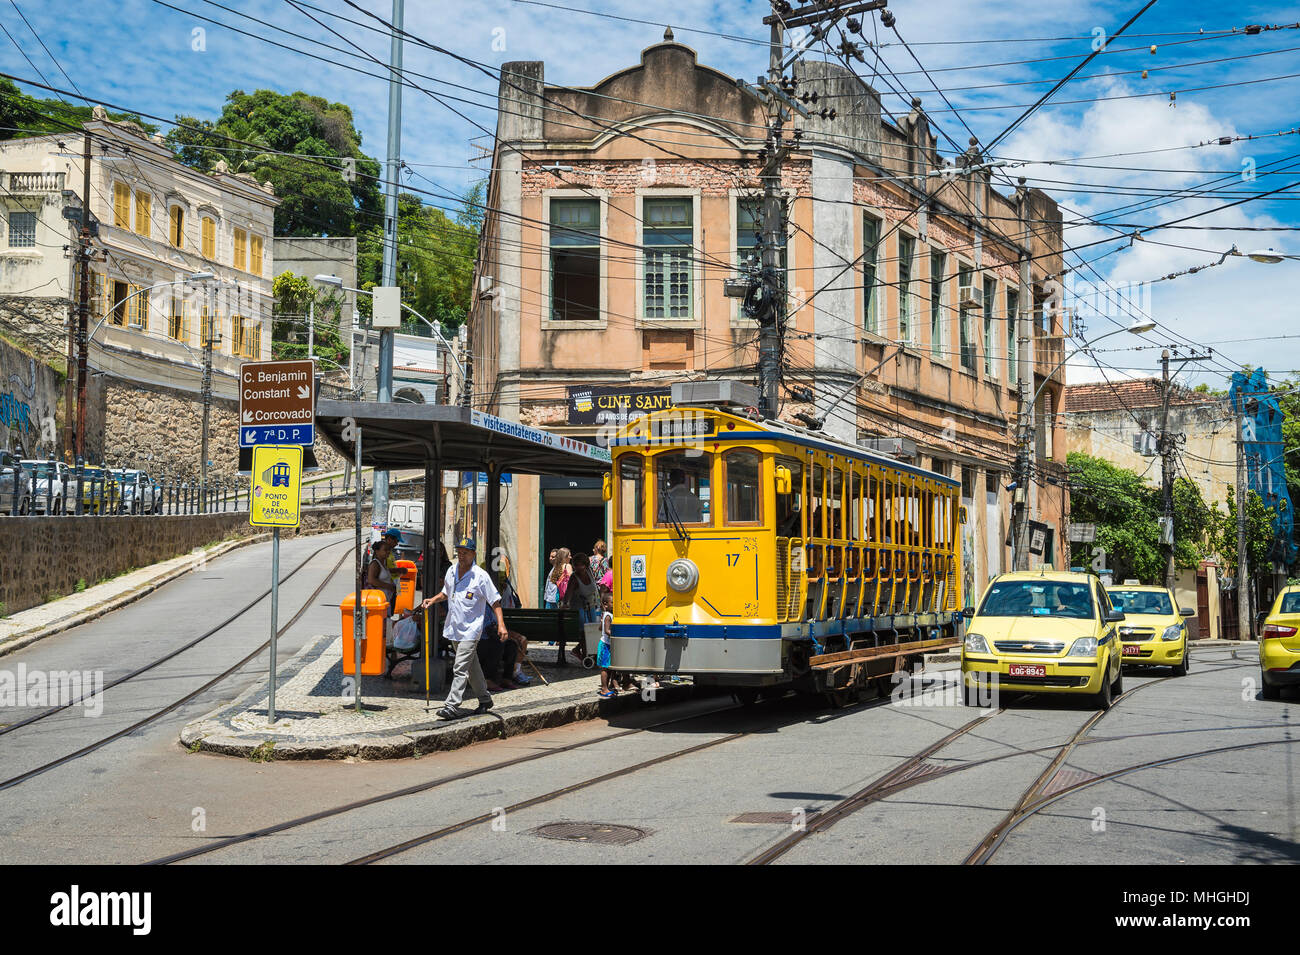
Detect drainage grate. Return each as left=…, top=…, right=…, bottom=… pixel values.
left=729, top=811, right=821, bottom=825
left=531, top=822, right=649, bottom=845
left=1040, top=767, right=1098, bottom=797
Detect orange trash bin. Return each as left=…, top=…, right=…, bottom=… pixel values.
left=393, top=559, right=418, bottom=616
left=341, top=590, right=389, bottom=676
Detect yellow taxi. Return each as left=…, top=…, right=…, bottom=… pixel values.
left=1259, top=585, right=1300, bottom=700
left=1106, top=584, right=1192, bottom=676
left=961, top=571, right=1125, bottom=709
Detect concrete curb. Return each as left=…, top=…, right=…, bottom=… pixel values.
left=181, top=632, right=699, bottom=761
left=0, top=533, right=272, bottom=659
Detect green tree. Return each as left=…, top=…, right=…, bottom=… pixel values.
left=1067, top=453, right=1163, bottom=581
left=0, top=78, right=156, bottom=139
left=1214, top=490, right=1275, bottom=579
left=356, top=182, right=483, bottom=330
left=271, top=271, right=349, bottom=370
left=166, top=89, right=381, bottom=236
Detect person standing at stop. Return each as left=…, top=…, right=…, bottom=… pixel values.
left=420, top=537, right=508, bottom=720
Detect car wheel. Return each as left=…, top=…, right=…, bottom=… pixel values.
left=1112, top=665, right=1123, bottom=696
left=1261, top=673, right=1282, bottom=700
left=1093, top=660, right=1114, bottom=710
left=52, top=496, right=62, bottom=515
left=732, top=687, right=760, bottom=707
left=18, top=496, right=29, bottom=516
left=1172, top=647, right=1188, bottom=677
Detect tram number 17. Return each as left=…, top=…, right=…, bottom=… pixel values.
left=726, top=553, right=740, bottom=567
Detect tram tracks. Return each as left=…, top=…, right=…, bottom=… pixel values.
left=0, top=539, right=353, bottom=794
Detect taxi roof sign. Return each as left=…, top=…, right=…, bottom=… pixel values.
left=250, top=445, right=303, bottom=528
left=240, top=359, right=315, bottom=447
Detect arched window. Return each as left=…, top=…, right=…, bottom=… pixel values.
left=201, top=216, right=215, bottom=259
left=169, top=206, right=184, bottom=248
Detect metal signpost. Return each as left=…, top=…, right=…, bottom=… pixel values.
left=249, top=444, right=304, bottom=724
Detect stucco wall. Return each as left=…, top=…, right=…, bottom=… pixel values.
left=0, top=504, right=355, bottom=616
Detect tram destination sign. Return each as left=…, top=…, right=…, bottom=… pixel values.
left=239, top=359, right=316, bottom=448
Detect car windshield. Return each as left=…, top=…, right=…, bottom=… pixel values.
left=979, top=581, right=1096, bottom=619
left=23, top=462, right=54, bottom=478
left=1280, top=592, right=1300, bottom=615
left=1108, top=590, right=1173, bottom=615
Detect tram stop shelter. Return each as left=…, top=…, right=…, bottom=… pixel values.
left=316, top=400, right=612, bottom=589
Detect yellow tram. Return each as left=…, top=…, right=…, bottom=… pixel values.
left=607, top=386, right=964, bottom=703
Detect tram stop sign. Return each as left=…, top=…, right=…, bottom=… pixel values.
left=240, top=359, right=316, bottom=448
left=250, top=445, right=303, bottom=528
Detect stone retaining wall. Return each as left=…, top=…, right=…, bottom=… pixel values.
left=0, top=505, right=355, bottom=616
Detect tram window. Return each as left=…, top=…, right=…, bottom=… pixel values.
left=656, top=452, right=711, bottom=525
left=775, top=457, right=802, bottom=538
left=618, top=455, right=645, bottom=527
left=882, top=478, right=894, bottom=543
left=725, top=449, right=762, bottom=525
left=910, top=485, right=922, bottom=542
left=923, top=488, right=933, bottom=548
left=850, top=470, right=862, bottom=542
left=829, top=466, right=843, bottom=540
left=868, top=475, right=879, bottom=543
left=811, top=464, right=825, bottom=537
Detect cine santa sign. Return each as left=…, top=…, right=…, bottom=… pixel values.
left=239, top=359, right=316, bottom=448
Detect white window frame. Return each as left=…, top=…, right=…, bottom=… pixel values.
left=929, top=246, right=949, bottom=364
left=729, top=188, right=797, bottom=327
left=541, top=188, right=609, bottom=331
left=637, top=187, right=701, bottom=327
left=861, top=209, right=885, bottom=341
left=897, top=228, right=918, bottom=346
left=955, top=256, right=976, bottom=374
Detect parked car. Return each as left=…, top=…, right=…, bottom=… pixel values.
left=0, top=450, right=31, bottom=515
left=22, top=459, right=69, bottom=514
left=79, top=465, right=121, bottom=514
left=112, top=468, right=160, bottom=514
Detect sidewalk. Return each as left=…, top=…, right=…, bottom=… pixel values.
left=180, top=636, right=695, bottom=760
left=0, top=534, right=270, bottom=658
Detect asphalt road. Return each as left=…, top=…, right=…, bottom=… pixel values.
left=0, top=554, right=1294, bottom=865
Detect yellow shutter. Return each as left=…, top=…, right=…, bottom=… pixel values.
left=234, top=228, right=247, bottom=271
left=201, top=217, right=215, bottom=259
left=169, top=207, right=184, bottom=248
left=113, top=183, right=130, bottom=229
left=128, top=285, right=142, bottom=327
left=249, top=234, right=263, bottom=276
left=134, top=192, right=151, bottom=238
left=231, top=314, right=243, bottom=355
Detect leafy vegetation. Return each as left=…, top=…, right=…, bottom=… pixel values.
left=0, top=78, right=157, bottom=139
left=271, top=271, right=350, bottom=370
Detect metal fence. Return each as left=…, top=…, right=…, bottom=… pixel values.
left=0, top=465, right=379, bottom=517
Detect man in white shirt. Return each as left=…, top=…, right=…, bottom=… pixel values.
left=420, top=536, right=508, bottom=719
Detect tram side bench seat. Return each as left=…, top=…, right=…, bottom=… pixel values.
left=502, top=608, right=585, bottom=666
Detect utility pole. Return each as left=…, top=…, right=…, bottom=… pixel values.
left=374, top=0, right=404, bottom=523
left=739, top=1, right=878, bottom=419
left=74, top=129, right=92, bottom=460
left=1236, top=394, right=1254, bottom=640
left=1158, top=350, right=1211, bottom=591
left=1011, top=175, right=1033, bottom=571
left=200, top=306, right=213, bottom=513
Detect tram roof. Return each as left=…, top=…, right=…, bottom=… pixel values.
left=315, top=401, right=612, bottom=476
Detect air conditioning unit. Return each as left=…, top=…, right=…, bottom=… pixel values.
left=958, top=286, right=981, bottom=310
left=128, top=320, right=143, bottom=329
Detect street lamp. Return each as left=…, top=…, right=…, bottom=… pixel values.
left=1029, top=320, right=1156, bottom=410
left=313, top=274, right=466, bottom=386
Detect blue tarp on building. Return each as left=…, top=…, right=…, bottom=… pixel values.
left=1230, top=369, right=1296, bottom=566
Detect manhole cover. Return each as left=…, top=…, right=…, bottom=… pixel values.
left=532, top=822, right=649, bottom=845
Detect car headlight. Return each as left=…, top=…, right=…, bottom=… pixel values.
left=1067, top=636, right=1099, bottom=657
left=964, top=632, right=989, bottom=654
left=666, top=558, right=698, bottom=593
left=1161, top=624, right=1183, bottom=642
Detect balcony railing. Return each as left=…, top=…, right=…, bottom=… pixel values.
left=5, top=171, right=66, bottom=193
left=1034, top=329, right=1065, bottom=383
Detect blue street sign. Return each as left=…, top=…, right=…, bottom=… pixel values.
left=460, top=471, right=512, bottom=487
left=240, top=424, right=315, bottom=448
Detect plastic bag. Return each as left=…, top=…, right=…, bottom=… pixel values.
left=392, top=615, right=420, bottom=650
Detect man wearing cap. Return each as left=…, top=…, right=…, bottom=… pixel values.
left=420, top=537, right=507, bottom=719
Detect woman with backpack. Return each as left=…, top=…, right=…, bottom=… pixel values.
left=543, top=547, right=571, bottom=610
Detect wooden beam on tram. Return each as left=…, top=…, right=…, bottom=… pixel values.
left=809, top=637, right=957, bottom=670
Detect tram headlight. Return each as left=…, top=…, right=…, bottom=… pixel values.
left=666, top=558, right=699, bottom=593
left=964, top=632, right=989, bottom=654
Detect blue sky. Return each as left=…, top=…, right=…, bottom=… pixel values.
left=3, top=0, right=1299, bottom=389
